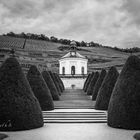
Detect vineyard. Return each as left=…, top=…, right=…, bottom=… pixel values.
left=0, top=35, right=131, bottom=72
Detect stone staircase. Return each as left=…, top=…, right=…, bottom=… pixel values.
left=43, top=89, right=107, bottom=123
left=54, top=89, right=95, bottom=109
left=43, top=110, right=107, bottom=123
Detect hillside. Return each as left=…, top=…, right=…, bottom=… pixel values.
left=0, top=35, right=130, bottom=73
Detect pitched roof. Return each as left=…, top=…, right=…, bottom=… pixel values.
left=60, top=52, right=86, bottom=59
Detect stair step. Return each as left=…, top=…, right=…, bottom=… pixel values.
left=43, top=120, right=107, bottom=123
left=43, top=112, right=106, bottom=114
left=44, top=118, right=106, bottom=120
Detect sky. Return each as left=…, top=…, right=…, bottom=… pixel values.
left=0, top=0, right=140, bottom=48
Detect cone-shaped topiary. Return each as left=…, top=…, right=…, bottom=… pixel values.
left=42, top=71, right=59, bottom=101
left=84, top=72, right=94, bottom=92
left=95, top=66, right=119, bottom=110
left=92, top=69, right=106, bottom=100
left=49, top=71, right=61, bottom=95
left=87, top=72, right=99, bottom=95
left=83, top=73, right=91, bottom=91
left=0, top=57, right=43, bottom=131
left=108, top=55, right=140, bottom=130
left=27, top=65, right=54, bottom=111
left=54, top=73, right=63, bottom=92
left=58, top=75, right=65, bottom=90
left=56, top=73, right=65, bottom=90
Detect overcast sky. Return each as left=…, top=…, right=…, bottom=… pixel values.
left=0, top=0, right=140, bottom=48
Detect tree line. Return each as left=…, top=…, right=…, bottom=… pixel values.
left=3, top=32, right=140, bottom=53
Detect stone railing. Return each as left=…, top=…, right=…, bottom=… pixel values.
left=59, top=74, right=88, bottom=78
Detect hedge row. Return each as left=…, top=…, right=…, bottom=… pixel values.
left=85, top=55, right=140, bottom=130
left=92, top=69, right=106, bottom=100
left=87, top=72, right=99, bottom=95
left=42, top=71, right=60, bottom=100
left=27, top=65, right=54, bottom=111
left=108, top=55, right=140, bottom=130
left=0, top=57, right=43, bottom=131
left=0, top=56, right=66, bottom=131
left=95, top=67, right=119, bottom=110
left=84, top=72, right=94, bottom=92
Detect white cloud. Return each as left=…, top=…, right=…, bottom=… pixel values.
left=0, top=0, right=139, bottom=48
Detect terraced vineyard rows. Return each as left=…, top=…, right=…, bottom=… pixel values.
left=25, top=39, right=61, bottom=51
left=0, top=36, right=25, bottom=49
left=0, top=35, right=130, bottom=72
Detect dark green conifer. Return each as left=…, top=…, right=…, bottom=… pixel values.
left=42, top=71, right=59, bottom=100
left=87, top=72, right=99, bottom=95
left=108, top=56, right=140, bottom=130
left=95, top=66, right=119, bottom=110
left=92, top=69, right=106, bottom=100
left=85, top=72, right=94, bottom=92
left=27, top=65, right=54, bottom=111
left=54, top=73, right=63, bottom=92
left=83, top=73, right=91, bottom=91
left=49, top=71, right=61, bottom=95
left=0, top=57, right=43, bottom=131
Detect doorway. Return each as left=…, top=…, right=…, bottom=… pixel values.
left=71, top=66, right=75, bottom=75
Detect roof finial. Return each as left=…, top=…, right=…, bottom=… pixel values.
left=70, top=40, right=77, bottom=52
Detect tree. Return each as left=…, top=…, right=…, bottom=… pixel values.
left=80, top=41, right=86, bottom=47
left=87, top=72, right=99, bottom=95
left=84, top=72, right=94, bottom=92
left=49, top=71, right=61, bottom=95
left=27, top=65, right=54, bottom=111
left=92, top=69, right=106, bottom=100
left=54, top=73, right=64, bottom=92
left=108, top=56, right=140, bottom=130
left=83, top=73, right=91, bottom=91
left=50, top=36, right=58, bottom=43
left=95, top=67, right=119, bottom=110
left=42, top=71, right=59, bottom=100
left=0, top=57, right=43, bottom=131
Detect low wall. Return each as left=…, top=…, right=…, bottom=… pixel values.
left=61, top=78, right=86, bottom=89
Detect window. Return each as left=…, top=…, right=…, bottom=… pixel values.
left=71, top=66, right=75, bottom=75
left=62, top=67, right=65, bottom=75
left=81, top=67, right=84, bottom=75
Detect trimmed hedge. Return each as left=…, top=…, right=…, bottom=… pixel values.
left=27, top=65, right=54, bottom=111
left=49, top=71, right=61, bottom=95
left=56, top=73, right=65, bottom=90
left=83, top=73, right=91, bottom=91
left=84, top=72, right=94, bottom=92
left=42, top=71, right=59, bottom=100
left=92, top=69, right=106, bottom=100
left=95, top=66, right=119, bottom=110
left=108, top=55, right=140, bottom=130
left=54, top=73, right=63, bottom=92
left=87, top=72, right=99, bottom=95
left=0, top=57, right=43, bottom=131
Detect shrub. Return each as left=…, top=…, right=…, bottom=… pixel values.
left=84, top=72, right=94, bottom=92
left=55, top=73, right=65, bottom=90
left=0, top=57, right=43, bottom=131
left=95, top=66, right=119, bottom=110
left=92, top=69, right=106, bottom=100
left=54, top=73, right=63, bottom=92
left=83, top=73, right=91, bottom=91
left=49, top=71, right=61, bottom=95
left=87, top=72, right=99, bottom=95
left=27, top=65, right=54, bottom=111
left=108, top=55, right=140, bottom=130
left=42, top=71, right=59, bottom=100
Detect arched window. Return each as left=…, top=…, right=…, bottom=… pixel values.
left=62, top=67, right=65, bottom=75
left=71, top=66, right=75, bottom=75
left=81, top=67, right=84, bottom=75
